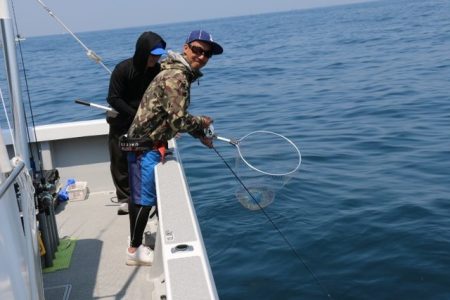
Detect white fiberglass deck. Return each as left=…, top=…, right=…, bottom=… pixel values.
left=43, top=190, right=158, bottom=299
left=44, top=155, right=218, bottom=299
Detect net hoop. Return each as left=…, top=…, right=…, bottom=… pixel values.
left=236, top=130, right=301, bottom=176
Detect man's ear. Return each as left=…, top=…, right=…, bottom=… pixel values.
left=183, top=44, right=189, bottom=54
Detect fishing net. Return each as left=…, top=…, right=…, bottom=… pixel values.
left=210, top=128, right=301, bottom=210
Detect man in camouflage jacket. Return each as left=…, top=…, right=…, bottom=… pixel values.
left=124, top=30, right=223, bottom=266
left=128, top=50, right=211, bottom=144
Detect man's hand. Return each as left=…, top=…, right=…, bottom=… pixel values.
left=199, top=136, right=214, bottom=148
left=201, top=116, right=213, bottom=128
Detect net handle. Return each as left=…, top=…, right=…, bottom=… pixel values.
left=215, top=136, right=232, bottom=143
left=214, top=130, right=302, bottom=176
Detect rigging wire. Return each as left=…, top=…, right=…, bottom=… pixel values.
left=7, top=0, right=43, bottom=174
left=35, top=0, right=112, bottom=75
left=6, top=0, right=112, bottom=177
left=212, top=146, right=333, bottom=300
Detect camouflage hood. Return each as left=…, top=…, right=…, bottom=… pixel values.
left=127, top=50, right=206, bottom=142
left=161, top=50, right=203, bottom=83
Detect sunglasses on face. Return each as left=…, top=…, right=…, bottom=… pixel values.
left=188, top=44, right=213, bottom=58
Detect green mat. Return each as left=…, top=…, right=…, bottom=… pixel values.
left=43, top=237, right=77, bottom=273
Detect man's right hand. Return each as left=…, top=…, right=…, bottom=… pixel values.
left=201, top=116, right=213, bottom=128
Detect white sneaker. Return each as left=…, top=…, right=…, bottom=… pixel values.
left=117, top=203, right=129, bottom=215
left=126, top=245, right=153, bottom=266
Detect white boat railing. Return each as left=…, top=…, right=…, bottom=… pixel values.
left=0, top=159, right=45, bottom=300
left=151, top=139, right=219, bottom=300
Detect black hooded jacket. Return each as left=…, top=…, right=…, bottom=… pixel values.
left=107, top=31, right=166, bottom=131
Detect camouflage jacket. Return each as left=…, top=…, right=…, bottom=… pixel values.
left=127, top=51, right=206, bottom=142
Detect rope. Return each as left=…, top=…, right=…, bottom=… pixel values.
left=14, top=158, right=38, bottom=247
left=0, top=88, right=17, bottom=154
left=212, top=146, right=333, bottom=299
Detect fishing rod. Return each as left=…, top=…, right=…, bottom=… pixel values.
left=36, top=0, right=112, bottom=74
left=74, top=99, right=118, bottom=116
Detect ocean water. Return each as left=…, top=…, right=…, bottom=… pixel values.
left=1, top=0, right=450, bottom=299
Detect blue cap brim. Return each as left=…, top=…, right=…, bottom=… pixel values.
left=150, top=48, right=166, bottom=55
left=210, top=42, right=223, bottom=55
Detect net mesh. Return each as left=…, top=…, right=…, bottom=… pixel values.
left=232, top=131, right=301, bottom=210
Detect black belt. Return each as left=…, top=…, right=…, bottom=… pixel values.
left=119, top=135, right=154, bottom=152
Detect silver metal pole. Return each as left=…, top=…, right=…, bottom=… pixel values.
left=1, top=1, right=44, bottom=299
left=0, top=0, right=31, bottom=170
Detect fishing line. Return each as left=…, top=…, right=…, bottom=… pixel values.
left=212, top=146, right=333, bottom=299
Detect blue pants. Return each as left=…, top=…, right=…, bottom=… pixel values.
left=127, top=150, right=161, bottom=206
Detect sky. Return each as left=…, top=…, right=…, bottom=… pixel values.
left=7, top=0, right=372, bottom=37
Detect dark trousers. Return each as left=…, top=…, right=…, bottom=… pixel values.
left=128, top=204, right=153, bottom=248
left=108, top=127, right=129, bottom=203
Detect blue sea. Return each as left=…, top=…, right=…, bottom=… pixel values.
left=1, top=0, right=450, bottom=299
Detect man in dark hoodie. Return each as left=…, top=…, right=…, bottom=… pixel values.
left=107, top=31, right=166, bottom=215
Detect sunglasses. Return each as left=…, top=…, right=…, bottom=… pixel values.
left=188, top=44, right=213, bottom=58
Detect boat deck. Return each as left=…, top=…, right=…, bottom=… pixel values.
left=43, top=190, right=157, bottom=300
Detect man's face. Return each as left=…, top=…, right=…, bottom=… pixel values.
left=147, top=54, right=161, bottom=68
left=183, top=41, right=212, bottom=70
